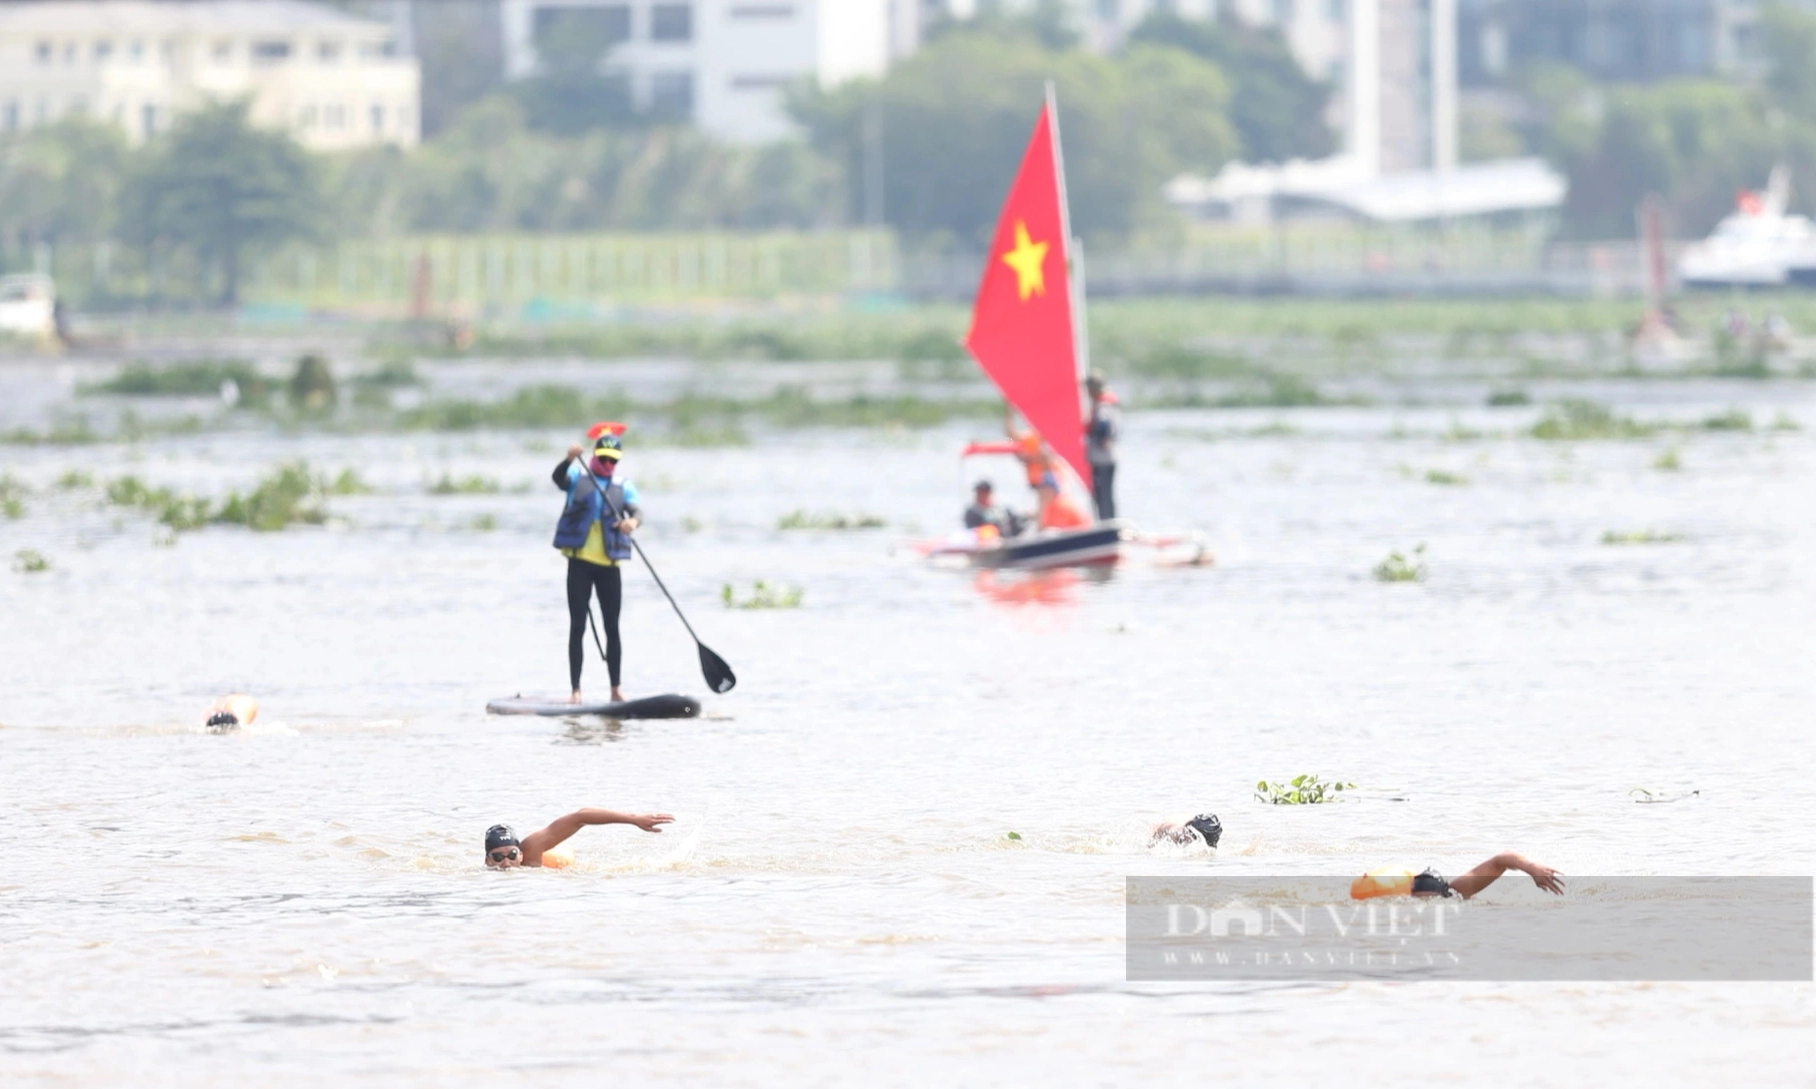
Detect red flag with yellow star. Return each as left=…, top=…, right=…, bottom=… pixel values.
left=964, top=98, right=1089, bottom=491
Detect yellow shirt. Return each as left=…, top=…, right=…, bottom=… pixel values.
left=563, top=521, right=617, bottom=567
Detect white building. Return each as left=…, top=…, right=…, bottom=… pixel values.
left=501, top=0, right=917, bottom=144
left=0, top=0, right=421, bottom=150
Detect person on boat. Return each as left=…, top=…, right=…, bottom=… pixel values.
left=1151, top=813, right=1221, bottom=847
left=1035, top=475, right=1091, bottom=530
left=1351, top=851, right=1564, bottom=901
left=484, top=808, right=674, bottom=869
left=964, top=480, right=1027, bottom=538
left=1084, top=370, right=1120, bottom=521
left=203, top=693, right=259, bottom=731
left=1003, top=408, right=1060, bottom=503
left=553, top=426, right=641, bottom=706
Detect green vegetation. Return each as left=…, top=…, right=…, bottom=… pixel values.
left=1373, top=544, right=1428, bottom=583
left=1653, top=448, right=1684, bottom=472
left=105, top=463, right=367, bottom=534
left=468, top=514, right=499, bottom=532
left=1771, top=411, right=1803, bottom=432
left=1424, top=469, right=1470, bottom=486
left=1005, top=831, right=1023, bottom=841
left=1700, top=409, right=1753, bottom=432
left=1602, top=529, right=1686, bottom=546
left=721, top=580, right=805, bottom=610
left=1486, top=389, right=1532, bottom=407
left=83, top=359, right=273, bottom=403
left=289, top=354, right=337, bottom=411
left=12, top=549, right=49, bottom=573
left=2, top=415, right=101, bottom=445
left=56, top=470, right=94, bottom=489
left=400, top=384, right=992, bottom=434
left=428, top=474, right=503, bottom=495
left=0, top=474, right=26, bottom=519
left=105, top=476, right=214, bottom=531
left=776, top=510, right=888, bottom=531
left=1530, top=400, right=1659, bottom=441
left=1255, top=775, right=1356, bottom=805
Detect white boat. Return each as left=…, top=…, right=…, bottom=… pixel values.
left=0, top=273, right=55, bottom=339
left=1678, top=169, right=1816, bottom=289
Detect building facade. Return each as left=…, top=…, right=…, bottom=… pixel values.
left=500, top=0, right=916, bottom=144
left=0, top=0, right=420, bottom=149
left=1457, top=0, right=1816, bottom=86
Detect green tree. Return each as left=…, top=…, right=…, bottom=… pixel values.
left=125, top=101, right=328, bottom=303
left=792, top=31, right=1235, bottom=242
left=1126, top=12, right=1334, bottom=164
left=1558, top=81, right=1777, bottom=237
left=0, top=120, right=131, bottom=257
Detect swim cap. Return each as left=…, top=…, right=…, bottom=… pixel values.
left=1412, top=869, right=1455, bottom=897
left=205, top=710, right=239, bottom=729
left=484, top=825, right=519, bottom=851
left=1185, top=814, right=1222, bottom=848
left=593, top=433, right=623, bottom=461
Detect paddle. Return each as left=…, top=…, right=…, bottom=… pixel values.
left=599, top=488, right=736, bottom=694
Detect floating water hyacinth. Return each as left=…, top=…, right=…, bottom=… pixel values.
left=1255, top=775, right=1356, bottom=805
left=1373, top=544, right=1427, bottom=583
left=721, top=580, right=805, bottom=610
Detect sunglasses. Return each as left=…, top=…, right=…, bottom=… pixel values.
left=487, top=847, right=520, bottom=864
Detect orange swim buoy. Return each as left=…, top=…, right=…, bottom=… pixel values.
left=1350, top=868, right=1417, bottom=900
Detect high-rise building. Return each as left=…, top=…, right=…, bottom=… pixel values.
left=1457, top=0, right=1816, bottom=86
left=500, top=0, right=917, bottom=144
left=0, top=0, right=421, bottom=149
left=1350, top=0, right=1456, bottom=174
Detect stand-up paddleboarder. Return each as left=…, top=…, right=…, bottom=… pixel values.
left=552, top=425, right=641, bottom=705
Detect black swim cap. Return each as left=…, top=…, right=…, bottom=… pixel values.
left=205, top=711, right=239, bottom=729
left=1413, top=869, right=1455, bottom=897
left=484, top=825, right=519, bottom=851
left=1185, top=814, right=1222, bottom=848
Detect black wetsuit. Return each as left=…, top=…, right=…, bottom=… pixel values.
left=554, top=457, right=640, bottom=692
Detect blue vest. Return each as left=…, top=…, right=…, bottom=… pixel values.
left=552, top=472, right=633, bottom=561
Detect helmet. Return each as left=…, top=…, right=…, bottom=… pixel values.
left=1185, top=814, right=1222, bottom=848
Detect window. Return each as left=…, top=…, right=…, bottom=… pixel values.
left=35, top=40, right=51, bottom=63
left=301, top=104, right=318, bottom=127
left=327, top=104, right=345, bottom=129
left=730, top=4, right=793, bottom=17
left=370, top=104, right=385, bottom=132
left=213, top=40, right=234, bottom=61
left=95, top=40, right=114, bottom=62
left=319, top=41, right=342, bottom=62
left=63, top=42, right=77, bottom=64
left=651, top=4, right=693, bottom=42
left=129, top=40, right=145, bottom=61
left=359, top=39, right=397, bottom=58
left=252, top=40, right=293, bottom=64
left=650, top=70, right=694, bottom=119
left=141, top=103, right=157, bottom=138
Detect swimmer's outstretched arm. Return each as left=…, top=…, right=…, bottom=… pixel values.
left=519, top=808, right=675, bottom=864
left=1448, top=852, right=1565, bottom=900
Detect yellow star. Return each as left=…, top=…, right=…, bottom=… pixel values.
left=1001, top=221, right=1049, bottom=301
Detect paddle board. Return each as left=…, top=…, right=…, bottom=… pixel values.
left=485, top=693, right=702, bottom=719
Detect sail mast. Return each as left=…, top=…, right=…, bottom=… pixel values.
left=1045, top=81, right=1090, bottom=381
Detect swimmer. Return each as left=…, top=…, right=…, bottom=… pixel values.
left=1151, top=813, right=1222, bottom=847
left=203, top=693, right=259, bottom=731
left=1352, top=851, right=1565, bottom=901
left=484, top=808, right=674, bottom=869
